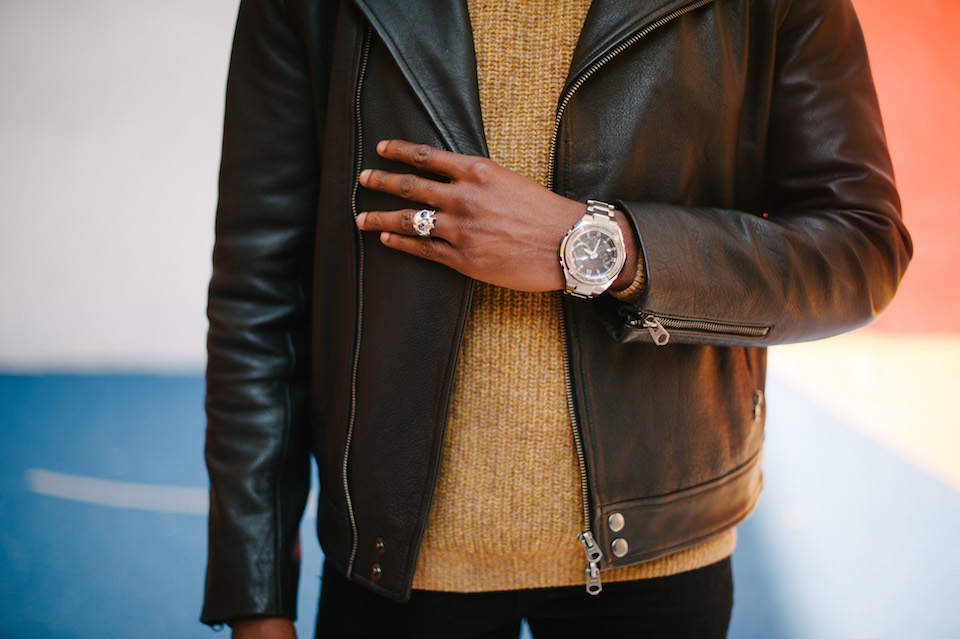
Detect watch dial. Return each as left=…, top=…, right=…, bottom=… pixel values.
left=570, top=229, right=619, bottom=282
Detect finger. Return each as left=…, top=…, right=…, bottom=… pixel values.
left=359, top=167, right=448, bottom=204
left=375, top=139, right=477, bottom=177
left=357, top=209, right=441, bottom=238
left=379, top=231, right=452, bottom=265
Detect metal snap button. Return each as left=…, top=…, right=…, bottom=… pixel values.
left=375, top=538, right=386, bottom=554
left=371, top=563, right=383, bottom=580
left=611, top=538, right=629, bottom=558
left=607, top=512, right=625, bottom=533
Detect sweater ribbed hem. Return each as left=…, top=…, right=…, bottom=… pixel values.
left=412, top=529, right=737, bottom=593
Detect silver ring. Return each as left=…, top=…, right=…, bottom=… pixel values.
left=413, top=209, right=436, bottom=237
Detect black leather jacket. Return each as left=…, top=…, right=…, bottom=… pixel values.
left=202, top=0, right=911, bottom=625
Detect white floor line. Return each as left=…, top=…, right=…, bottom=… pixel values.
left=24, top=468, right=319, bottom=519
left=25, top=468, right=209, bottom=514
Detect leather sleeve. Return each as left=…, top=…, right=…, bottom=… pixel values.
left=616, top=0, right=912, bottom=346
left=201, top=0, right=326, bottom=626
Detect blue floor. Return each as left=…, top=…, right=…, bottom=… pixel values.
left=1, top=374, right=958, bottom=638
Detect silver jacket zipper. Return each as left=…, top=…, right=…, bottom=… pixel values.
left=343, top=28, right=373, bottom=578
left=558, top=308, right=604, bottom=593
left=626, top=312, right=772, bottom=346
left=548, top=0, right=716, bottom=595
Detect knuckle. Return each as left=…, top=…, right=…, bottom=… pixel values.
left=417, top=239, right=434, bottom=258
left=399, top=210, right=413, bottom=233
left=465, top=158, right=492, bottom=183
left=412, top=144, right=434, bottom=166
left=399, top=174, right=418, bottom=198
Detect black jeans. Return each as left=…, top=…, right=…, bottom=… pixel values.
left=315, top=558, right=733, bottom=638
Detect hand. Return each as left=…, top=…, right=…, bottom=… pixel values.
left=357, top=140, right=636, bottom=292
left=231, top=617, right=297, bottom=639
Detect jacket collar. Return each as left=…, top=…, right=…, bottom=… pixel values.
left=351, top=0, right=700, bottom=156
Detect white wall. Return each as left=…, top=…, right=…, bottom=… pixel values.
left=0, top=0, right=239, bottom=371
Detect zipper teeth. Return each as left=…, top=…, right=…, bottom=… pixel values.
left=551, top=0, right=716, bottom=534
left=343, top=28, right=373, bottom=576
left=558, top=304, right=593, bottom=531
left=657, top=316, right=770, bottom=337
left=547, top=0, right=715, bottom=192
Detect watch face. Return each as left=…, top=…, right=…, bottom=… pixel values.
left=567, top=227, right=620, bottom=283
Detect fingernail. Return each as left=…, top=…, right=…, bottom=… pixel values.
left=359, top=169, right=371, bottom=183
left=356, top=212, right=367, bottom=227
left=377, top=140, right=388, bottom=154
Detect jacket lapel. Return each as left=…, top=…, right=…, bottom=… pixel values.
left=350, top=0, right=707, bottom=157
left=351, top=0, right=488, bottom=158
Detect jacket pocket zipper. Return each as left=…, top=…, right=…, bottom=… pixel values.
left=625, top=311, right=771, bottom=346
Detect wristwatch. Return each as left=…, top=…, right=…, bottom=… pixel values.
left=559, top=200, right=627, bottom=298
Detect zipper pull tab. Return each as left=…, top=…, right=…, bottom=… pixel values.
left=578, top=531, right=603, bottom=595
left=643, top=315, right=671, bottom=346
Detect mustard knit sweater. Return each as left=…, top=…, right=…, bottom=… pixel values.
left=412, top=0, right=735, bottom=592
